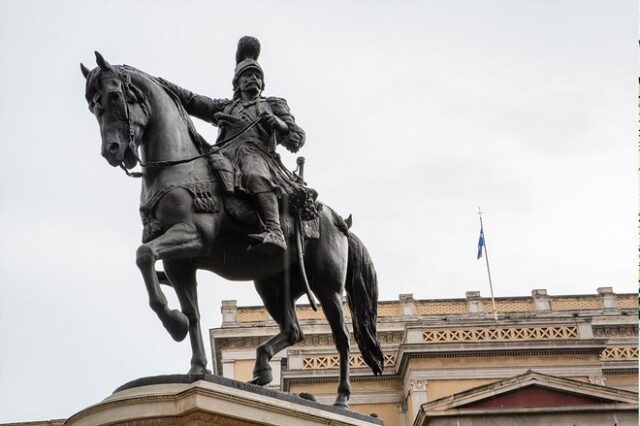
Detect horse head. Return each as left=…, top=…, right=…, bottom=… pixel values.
left=81, top=52, right=149, bottom=170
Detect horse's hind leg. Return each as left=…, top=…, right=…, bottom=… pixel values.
left=164, top=259, right=208, bottom=375
left=250, top=274, right=304, bottom=386
left=317, top=290, right=351, bottom=408
left=310, top=211, right=351, bottom=408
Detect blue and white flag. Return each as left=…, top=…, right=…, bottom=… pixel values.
left=477, top=226, right=485, bottom=259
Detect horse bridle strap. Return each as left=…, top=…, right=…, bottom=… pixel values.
left=117, top=72, right=145, bottom=178
left=119, top=83, right=266, bottom=179
left=144, top=112, right=266, bottom=169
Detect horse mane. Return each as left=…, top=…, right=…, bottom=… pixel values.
left=84, top=64, right=214, bottom=156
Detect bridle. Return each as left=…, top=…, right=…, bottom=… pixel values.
left=113, top=72, right=266, bottom=179
left=116, top=72, right=145, bottom=178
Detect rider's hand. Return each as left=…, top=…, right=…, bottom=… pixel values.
left=262, top=113, right=288, bottom=133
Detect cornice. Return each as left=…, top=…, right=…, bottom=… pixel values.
left=395, top=339, right=608, bottom=377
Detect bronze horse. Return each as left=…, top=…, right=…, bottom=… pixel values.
left=81, top=52, right=383, bottom=408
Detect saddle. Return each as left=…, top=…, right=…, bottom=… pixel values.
left=223, top=196, right=320, bottom=241
left=208, top=152, right=321, bottom=240
left=140, top=179, right=320, bottom=244
left=139, top=153, right=320, bottom=243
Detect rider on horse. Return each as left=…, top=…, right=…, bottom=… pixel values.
left=159, top=36, right=307, bottom=254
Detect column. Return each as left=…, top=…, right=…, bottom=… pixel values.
left=404, top=377, right=428, bottom=423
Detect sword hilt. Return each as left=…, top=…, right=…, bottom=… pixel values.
left=296, top=156, right=306, bottom=182
left=296, top=156, right=305, bottom=178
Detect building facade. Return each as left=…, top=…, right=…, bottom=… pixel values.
left=211, top=287, right=638, bottom=425
left=3, top=288, right=637, bottom=426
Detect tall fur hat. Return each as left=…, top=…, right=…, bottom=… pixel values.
left=233, top=36, right=264, bottom=90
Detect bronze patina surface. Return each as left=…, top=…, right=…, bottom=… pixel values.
left=81, top=37, right=383, bottom=409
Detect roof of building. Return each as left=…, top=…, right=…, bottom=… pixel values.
left=218, top=287, right=637, bottom=326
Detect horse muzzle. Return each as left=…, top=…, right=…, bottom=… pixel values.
left=102, top=141, right=137, bottom=169
left=122, top=147, right=138, bottom=169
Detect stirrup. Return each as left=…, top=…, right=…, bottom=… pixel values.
left=248, top=231, right=270, bottom=242
left=248, top=230, right=287, bottom=252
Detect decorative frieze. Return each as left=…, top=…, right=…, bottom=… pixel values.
left=378, top=303, right=402, bottom=317
left=228, top=291, right=638, bottom=324
left=217, top=336, right=268, bottom=350
left=407, top=378, right=427, bottom=393
left=616, top=295, right=638, bottom=310
left=422, top=326, right=579, bottom=343
left=415, top=301, right=467, bottom=315
left=378, top=332, right=405, bottom=345
left=600, top=346, right=639, bottom=360
left=301, top=353, right=397, bottom=370
left=236, top=309, right=268, bottom=322
left=215, top=331, right=404, bottom=351
left=593, top=325, right=638, bottom=338
left=484, top=298, right=534, bottom=313
left=549, top=297, right=601, bottom=311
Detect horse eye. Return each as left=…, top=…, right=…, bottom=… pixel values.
left=96, top=107, right=105, bottom=117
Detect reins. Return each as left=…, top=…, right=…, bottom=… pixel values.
left=117, top=73, right=266, bottom=178
left=110, top=69, right=319, bottom=310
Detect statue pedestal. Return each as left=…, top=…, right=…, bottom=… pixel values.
left=65, top=375, right=382, bottom=426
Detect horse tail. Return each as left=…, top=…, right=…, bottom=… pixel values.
left=345, top=231, right=384, bottom=376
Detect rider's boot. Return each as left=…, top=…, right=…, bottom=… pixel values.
left=248, top=192, right=287, bottom=253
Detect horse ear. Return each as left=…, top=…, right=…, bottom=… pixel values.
left=95, top=51, right=113, bottom=71
left=80, top=63, right=90, bottom=79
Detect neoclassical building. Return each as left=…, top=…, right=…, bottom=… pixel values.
left=211, top=287, right=638, bottom=425
left=3, top=288, right=637, bottom=426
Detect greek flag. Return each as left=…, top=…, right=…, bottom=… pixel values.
left=477, top=226, right=485, bottom=259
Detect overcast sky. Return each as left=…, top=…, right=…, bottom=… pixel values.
left=0, top=0, right=636, bottom=422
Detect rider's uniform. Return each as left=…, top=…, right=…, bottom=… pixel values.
left=157, top=84, right=305, bottom=197
left=157, top=36, right=309, bottom=253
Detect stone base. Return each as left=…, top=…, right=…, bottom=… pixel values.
left=65, top=374, right=382, bottom=426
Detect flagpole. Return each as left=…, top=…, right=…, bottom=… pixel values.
left=478, top=207, right=498, bottom=321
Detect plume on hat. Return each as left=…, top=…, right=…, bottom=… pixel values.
left=236, top=36, right=261, bottom=64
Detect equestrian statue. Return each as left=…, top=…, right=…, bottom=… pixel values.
left=80, top=36, right=382, bottom=409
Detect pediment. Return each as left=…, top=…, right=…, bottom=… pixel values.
left=459, top=384, right=610, bottom=409
left=422, top=370, right=638, bottom=412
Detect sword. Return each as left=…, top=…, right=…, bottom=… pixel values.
left=293, top=156, right=317, bottom=310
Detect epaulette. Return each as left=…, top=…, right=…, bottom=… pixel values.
left=266, top=97, right=290, bottom=116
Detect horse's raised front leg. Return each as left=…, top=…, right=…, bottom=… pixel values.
left=164, top=259, right=209, bottom=375
left=251, top=275, right=304, bottom=386
left=136, top=221, right=204, bottom=343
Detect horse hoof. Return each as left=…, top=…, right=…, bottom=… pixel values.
left=163, top=309, right=189, bottom=342
left=188, top=367, right=211, bottom=375
left=247, top=375, right=270, bottom=386
left=248, top=371, right=272, bottom=386
left=248, top=365, right=273, bottom=386
left=248, top=376, right=261, bottom=385
left=333, top=396, right=349, bottom=410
